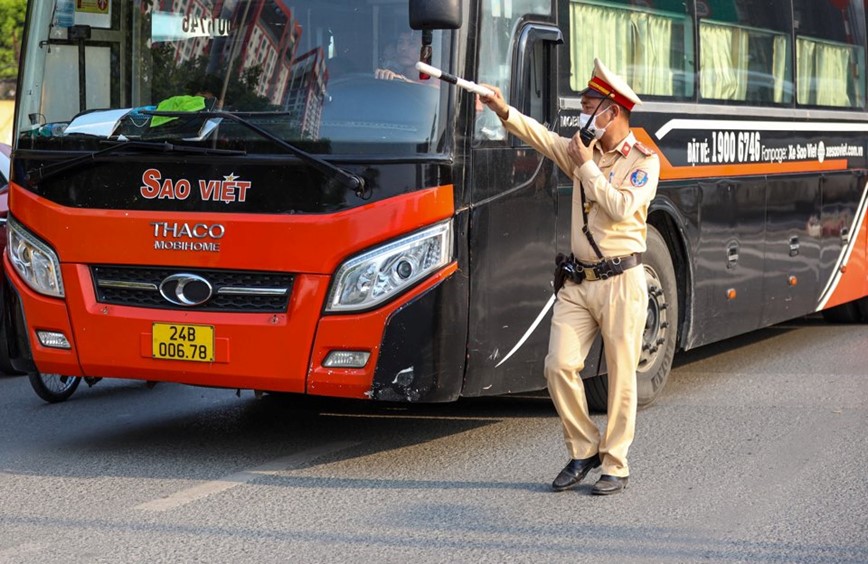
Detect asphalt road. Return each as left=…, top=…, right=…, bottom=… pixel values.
left=0, top=315, right=866, bottom=563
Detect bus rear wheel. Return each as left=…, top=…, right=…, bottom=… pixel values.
left=583, top=225, right=678, bottom=411
left=859, top=298, right=868, bottom=321
left=822, top=299, right=867, bottom=323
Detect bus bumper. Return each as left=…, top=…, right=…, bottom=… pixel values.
left=2, top=254, right=465, bottom=401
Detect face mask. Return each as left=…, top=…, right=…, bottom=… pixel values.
left=593, top=124, right=607, bottom=140
left=592, top=108, right=613, bottom=140
left=579, top=107, right=612, bottom=142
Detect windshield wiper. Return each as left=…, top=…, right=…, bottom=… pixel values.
left=28, top=140, right=246, bottom=184
left=145, top=110, right=367, bottom=196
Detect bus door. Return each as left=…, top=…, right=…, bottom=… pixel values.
left=463, top=23, right=562, bottom=396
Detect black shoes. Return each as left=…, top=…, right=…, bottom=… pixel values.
left=551, top=454, right=601, bottom=491
left=591, top=474, right=628, bottom=495
left=552, top=456, right=630, bottom=494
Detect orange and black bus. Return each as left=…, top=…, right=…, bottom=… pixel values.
left=3, top=0, right=867, bottom=407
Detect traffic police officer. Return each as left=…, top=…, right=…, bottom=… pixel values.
left=480, top=59, right=659, bottom=495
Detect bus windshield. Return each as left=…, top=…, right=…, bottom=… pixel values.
left=16, top=0, right=452, bottom=156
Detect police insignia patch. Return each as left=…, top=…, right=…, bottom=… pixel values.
left=631, top=170, right=648, bottom=187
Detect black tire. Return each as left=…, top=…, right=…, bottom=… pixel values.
left=583, top=225, right=679, bottom=411
left=821, top=301, right=863, bottom=323
left=0, top=319, right=21, bottom=375
left=0, top=280, right=24, bottom=376
left=28, top=372, right=81, bottom=403
left=583, top=369, right=608, bottom=413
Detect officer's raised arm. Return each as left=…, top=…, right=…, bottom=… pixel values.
left=478, top=84, right=576, bottom=178
left=477, top=85, right=509, bottom=120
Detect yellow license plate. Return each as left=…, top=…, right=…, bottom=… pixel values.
left=152, top=323, right=214, bottom=362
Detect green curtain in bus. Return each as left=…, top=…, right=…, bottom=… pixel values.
left=569, top=4, right=674, bottom=96
left=699, top=22, right=748, bottom=100
left=797, top=38, right=853, bottom=107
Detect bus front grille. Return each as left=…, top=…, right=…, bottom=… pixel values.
left=91, top=266, right=294, bottom=313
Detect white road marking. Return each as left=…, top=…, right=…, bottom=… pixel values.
left=134, top=441, right=358, bottom=512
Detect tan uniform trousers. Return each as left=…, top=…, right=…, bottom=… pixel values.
left=545, top=265, right=647, bottom=477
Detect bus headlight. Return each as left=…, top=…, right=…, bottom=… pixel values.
left=7, top=217, right=64, bottom=298
left=326, top=220, right=453, bottom=312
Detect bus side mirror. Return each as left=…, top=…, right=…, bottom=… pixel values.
left=409, top=0, right=462, bottom=30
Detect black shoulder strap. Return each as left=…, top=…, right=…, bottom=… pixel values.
left=579, top=184, right=604, bottom=259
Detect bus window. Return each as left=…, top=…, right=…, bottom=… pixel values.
left=793, top=0, right=866, bottom=108
left=475, top=0, right=551, bottom=141
left=16, top=0, right=453, bottom=156
left=698, top=0, right=793, bottom=105
left=565, top=0, right=694, bottom=100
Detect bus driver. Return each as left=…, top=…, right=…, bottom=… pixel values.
left=375, top=30, right=422, bottom=82
left=479, top=59, right=660, bottom=495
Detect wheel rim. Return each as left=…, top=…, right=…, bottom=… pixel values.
left=640, top=264, right=669, bottom=371
left=40, top=373, right=79, bottom=394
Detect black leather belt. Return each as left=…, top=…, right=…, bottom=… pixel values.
left=570, top=253, right=643, bottom=282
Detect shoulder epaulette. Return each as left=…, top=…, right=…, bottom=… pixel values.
left=633, top=141, right=654, bottom=157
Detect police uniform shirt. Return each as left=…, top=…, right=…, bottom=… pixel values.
left=500, top=106, right=659, bottom=262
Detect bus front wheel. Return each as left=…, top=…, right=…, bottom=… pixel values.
left=28, top=373, right=81, bottom=403
left=583, top=225, right=679, bottom=411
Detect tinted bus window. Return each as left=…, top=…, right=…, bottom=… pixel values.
left=565, top=0, right=694, bottom=99
left=698, top=0, right=793, bottom=105
left=18, top=0, right=453, bottom=156
left=793, top=0, right=866, bottom=108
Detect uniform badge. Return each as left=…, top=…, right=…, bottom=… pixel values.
left=633, top=142, right=654, bottom=156
left=631, top=169, right=649, bottom=187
